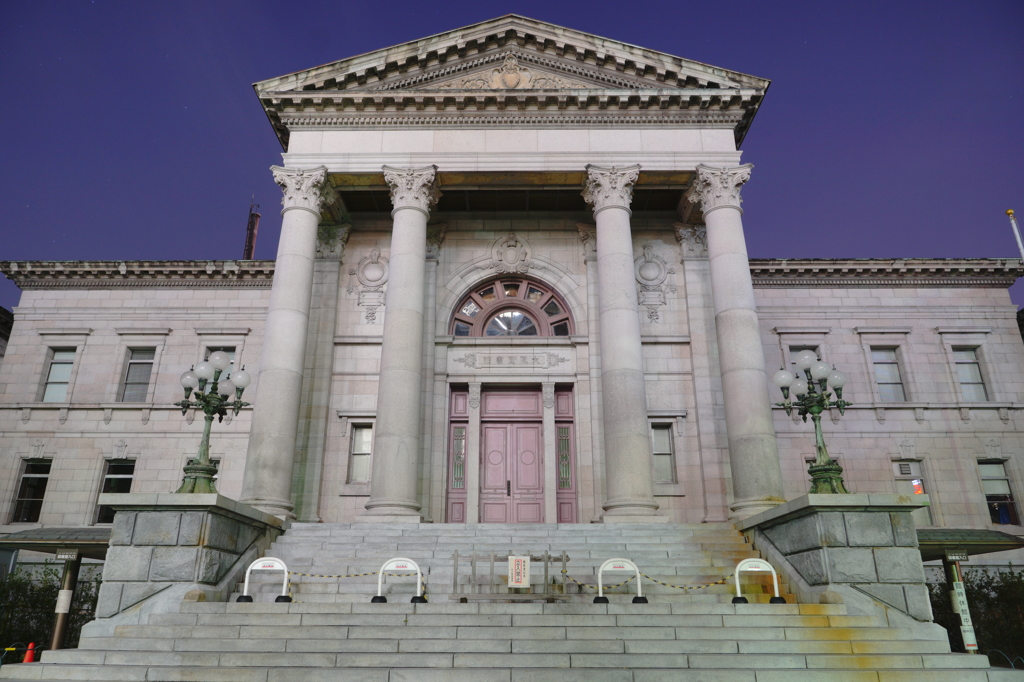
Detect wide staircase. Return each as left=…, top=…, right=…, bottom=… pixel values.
left=2, top=522, right=1017, bottom=681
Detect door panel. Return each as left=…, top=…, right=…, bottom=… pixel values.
left=477, top=422, right=545, bottom=523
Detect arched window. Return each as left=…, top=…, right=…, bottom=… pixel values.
left=450, top=278, right=574, bottom=337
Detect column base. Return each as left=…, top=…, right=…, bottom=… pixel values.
left=729, top=497, right=784, bottom=521
left=601, top=514, right=670, bottom=524
left=359, top=514, right=426, bottom=524
left=238, top=496, right=296, bottom=522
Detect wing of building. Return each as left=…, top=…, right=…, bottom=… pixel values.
left=1, top=15, right=1023, bottom=644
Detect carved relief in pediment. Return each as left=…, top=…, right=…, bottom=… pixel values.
left=431, top=54, right=591, bottom=91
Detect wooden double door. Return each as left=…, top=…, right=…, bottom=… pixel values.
left=479, top=422, right=543, bottom=523
left=446, top=387, right=576, bottom=524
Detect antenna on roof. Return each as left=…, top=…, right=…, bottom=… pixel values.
left=243, top=196, right=261, bottom=260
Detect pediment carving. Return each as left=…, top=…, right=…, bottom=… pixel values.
left=418, top=54, right=591, bottom=91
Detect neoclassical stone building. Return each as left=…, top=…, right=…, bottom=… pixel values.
left=2, top=15, right=1022, bottom=562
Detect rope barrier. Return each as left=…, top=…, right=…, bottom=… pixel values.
left=559, top=569, right=729, bottom=592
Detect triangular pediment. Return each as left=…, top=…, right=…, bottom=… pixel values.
left=254, top=15, right=768, bottom=95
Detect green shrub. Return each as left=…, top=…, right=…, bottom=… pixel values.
left=0, top=562, right=100, bottom=654
left=928, top=566, right=1024, bottom=668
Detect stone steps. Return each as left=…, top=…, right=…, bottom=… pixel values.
left=2, top=523, right=1019, bottom=681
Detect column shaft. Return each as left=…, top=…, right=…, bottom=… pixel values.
left=687, top=164, right=784, bottom=518
left=363, top=166, right=440, bottom=520
left=465, top=383, right=482, bottom=524
left=583, top=165, right=661, bottom=521
left=542, top=383, right=558, bottom=523
left=240, top=166, right=334, bottom=519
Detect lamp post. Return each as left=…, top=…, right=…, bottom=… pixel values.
left=772, top=350, right=851, bottom=494
left=174, top=351, right=251, bottom=494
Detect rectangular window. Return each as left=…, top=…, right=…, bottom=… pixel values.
left=11, top=460, right=52, bottom=523
left=42, top=349, right=76, bottom=402
left=892, top=460, right=932, bottom=526
left=119, top=348, right=155, bottom=402
left=451, top=426, right=466, bottom=489
left=871, top=348, right=906, bottom=402
left=953, top=348, right=988, bottom=402
left=348, top=425, right=373, bottom=483
left=96, top=460, right=136, bottom=523
left=651, top=425, right=675, bottom=484
left=980, top=462, right=1020, bottom=525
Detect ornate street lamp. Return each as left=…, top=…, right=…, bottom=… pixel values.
left=174, top=351, right=251, bottom=493
left=772, top=350, right=851, bottom=494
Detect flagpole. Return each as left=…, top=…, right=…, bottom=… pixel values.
left=1008, top=210, right=1024, bottom=260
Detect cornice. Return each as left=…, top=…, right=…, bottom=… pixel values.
left=1, top=261, right=275, bottom=290
left=749, top=259, right=1024, bottom=288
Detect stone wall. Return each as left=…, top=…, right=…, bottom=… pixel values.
left=737, top=494, right=935, bottom=624
left=89, top=493, right=281, bottom=629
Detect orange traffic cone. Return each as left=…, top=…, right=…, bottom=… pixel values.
left=23, top=643, right=35, bottom=663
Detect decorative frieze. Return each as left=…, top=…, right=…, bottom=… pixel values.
left=383, top=165, right=441, bottom=214
left=582, top=164, right=640, bottom=213
left=750, top=259, right=1024, bottom=287
left=271, top=166, right=337, bottom=214
left=685, top=164, right=753, bottom=214
left=0, top=261, right=274, bottom=289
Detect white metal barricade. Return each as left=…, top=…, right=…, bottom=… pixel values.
left=595, top=558, right=647, bottom=604
left=372, top=557, right=427, bottom=604
left=237, top=557, right=290, bottom=603
left=732, top=558, right=785, bottom=604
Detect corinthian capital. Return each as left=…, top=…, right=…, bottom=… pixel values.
left=685, top=164, right=753, bottom=214
left=271, top=165, right=337, bottom=214
left=582, top=164, right=641, bottom=213
left=383, top=165, right=442, bottom=214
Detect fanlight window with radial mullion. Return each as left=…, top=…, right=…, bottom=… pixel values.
left=451, top=278, right=574, bottom=337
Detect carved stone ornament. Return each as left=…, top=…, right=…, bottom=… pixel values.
left=432, top=53, right=590, bottom=91
left=468, top=384, right=481, bottom=410
left=634, top=244, right=675, bottom=324
left=576, top=223, right=596, bottom=259
left=582, top=164, right=641, bottom=213
left=684, top=164, right=753, bottom=214
left=316, top=224, right=351, bottom=260
left=426, top=223, right=447, bottom=260
left=674, top=223, right=708, bottom=258
left=542, top=384, right=555, bottom=409
left=114, top=439, right=128, bottom=459
left=383, top=165, right=442, bottom=214
left=491, top=233, right=532, bottom=274
left=357, top=249, right=389, bottom=324
left=271, top=165, right=338, bottom=214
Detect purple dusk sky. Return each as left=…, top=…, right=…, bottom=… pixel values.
left=2, top=1, right=1022, bottom=311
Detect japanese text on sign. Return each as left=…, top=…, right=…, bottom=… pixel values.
left=508, top=556, right=530, bottom=587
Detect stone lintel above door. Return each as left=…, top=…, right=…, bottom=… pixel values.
left=448, top=347, right=576, bottom=374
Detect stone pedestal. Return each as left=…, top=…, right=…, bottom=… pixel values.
left=583, top=165, right=662, bottom=522
left=241, top=166, right=336, bottom=519
left=686, top=164, right=784, bottom=519
left=736, top=494, right=934, bottom=622
left=363, top=166, right=441, bottom=521
left=84, top=493, right=282, bottom=636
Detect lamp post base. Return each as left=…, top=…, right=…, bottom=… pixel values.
left=807, top=460, right=849, bottom=494
left=176, top=459, right=219, bottom=494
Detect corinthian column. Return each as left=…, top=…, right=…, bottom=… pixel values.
left=363, top=165, right=441, bottom=521
left=241, top=166, right=336, bottom=519
left=583, top=165, right=662, bottom=522
left=686, top=164, right=784, bottom=518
